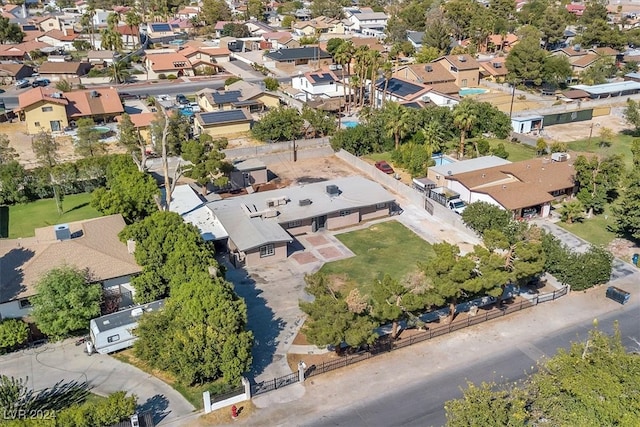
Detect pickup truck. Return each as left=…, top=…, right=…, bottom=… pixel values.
left=448, top=198, right=467, bottom=214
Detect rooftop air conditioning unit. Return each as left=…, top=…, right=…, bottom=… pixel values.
left=326, top=185, right=339, bottom=196
left=458, top=56, right=467, bottom=62
left=50, top=92, right=63, bottom=98
left=90, top=90, right=99, bottom=98
left=493, top=62, right=502, bottom=68
left=263, top=209, right=278, bottom=218
left=54, top=223, right=71, bottom=240
left=299, top=198, right=312, bottom=206
left=551, top=152, right=569, bottom=162
left=425, top=65, right=433, bottom=72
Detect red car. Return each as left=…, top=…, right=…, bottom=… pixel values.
left=375, top=160, right=395, bottom=174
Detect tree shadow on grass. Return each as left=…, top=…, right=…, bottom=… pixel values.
left=137, top=394, right=170, bottom=425
left=64, top=202, right=89, bottom=214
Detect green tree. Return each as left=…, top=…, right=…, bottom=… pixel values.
left=119, top=211, right=218, bottom=302
left=90, top=155, right=159, bottom=223
left=31, top=266, right=102, bottom=340
left=384, top=102, right=412, bottom=150
left=506, top=25, right=547, bottom=85
left=221, top=22, right=250, bottom=38
left=538, top=6, right=570, bottom=48
left=263, top=76, right=279, bottom=91
left=181, top=134, right=231, bottom=195
left=31, top=130, right=63, bottom=215
left=0, top=161, right=28, bottom=205
left=251, top=107, right=303, bottom=142
left=573, top=154, right=624, bottom=216
left=0, top=134, right=18, bottom=166
left=535, top=138, right=548, bottom=155
left=201, top=0, right=232, bottom=26
left=0, top=319, right=29, bottom=354
left=453, top=100, right=477, bottom=158
left=134, top=273, right=253, bottom=385
left=542, top=55, right=572, bottom=86
left=100, top=13, right=123, bottom=51
left=55, top=391, right=137, bottom=426
left=310, top=0, right=346, bottom=19
left=623, top=99, right=640, bottom=134
left=391, top=141, right=432, bottom=177
left=446, top=381, right=528, bottom=427
left=299, top=274, right=377, bottom=353
left=414, top=46, right=442, bottom=64
left=423, top=12, right=451, bottom=54
left=581, top=56, right=616, bottom=85
left=445, top=0, right=482, bottom=40
left=461, top=201, right=512, bottom=236
left=118, top=113, right=148, bottom=172
left=419, top=242, right=477, bottom=323
left=75, top=118, right=106, bottom=158
left=281, top=15, right=295, bottom=29
left=613, top=168, right=640, bottom=240
left=0, top=16, right=24, bottom=43
left=124, top=10, right=142, bottom=49
left=301, top=105, right=336, bottom=138
left=55, top=79, right=74, bottom=92
left=326, top=38, right=345, bottom=55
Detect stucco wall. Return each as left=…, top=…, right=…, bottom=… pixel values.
left=245, top=241, right=288, bottom=267
left=326, top=210, right=359, bottom=229
left=200, top=121, right=251, bottom=137
left=24, top=101, right=68, bottom=134
left=360, top=204, right=389, bottom=221
left=282, top=217, right=314, bottom=235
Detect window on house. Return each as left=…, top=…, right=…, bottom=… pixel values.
left=19, top=299, right=32, bottom=309
left=41, top=106, right=53, bottom=112
left=450, top=66, right=458, bottom=72
left=375, top=203, right=386, bottom=209
left=461, top=79, right=468, bottom=87
left=288, top=220, right=302, bottom=227
left=260, top=244, right=275, bottom=257
left=339, top=210, right=351, bottom=216
left=34, top=122, right=40, bottom=127
left=107, top=334, right=120, bottom=343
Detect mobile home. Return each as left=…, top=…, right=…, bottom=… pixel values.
left=89, top=300, right=165, bottom=354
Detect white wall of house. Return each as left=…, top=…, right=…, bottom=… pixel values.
left=469, top=192, right=502, bottom=208
left=0, top=300, right=32, bottom=319
left=447, top=180, right=471, bottom=199
left=424, top=91, right=459, bottom=108
left=291, top=75, right=344, bottom=99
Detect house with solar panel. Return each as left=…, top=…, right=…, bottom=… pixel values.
left=194, top=109, right=253, bottom=137
left=374, top=76, right=459, bottom=109
left=263, top=47, right=333, bottom=73
left=196, top=82, right=280, bottom=113
left=145, top=22, right=181, bottom=44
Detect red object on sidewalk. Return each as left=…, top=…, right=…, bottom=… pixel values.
left=231, top=405, right=238, bottom=419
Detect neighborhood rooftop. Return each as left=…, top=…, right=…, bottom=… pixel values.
left=169, top=185, right=228, bottom=241
left=92, top=299, right=165, bottom=333
left=431, top=155, right=511, bottom=177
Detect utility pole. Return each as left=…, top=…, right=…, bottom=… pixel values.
left=509, top=79, right=516, bottom=119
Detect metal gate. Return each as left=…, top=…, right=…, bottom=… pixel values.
left=251, top=371, right=299, bottom=396
left=425, top=199, right=434, bottom=215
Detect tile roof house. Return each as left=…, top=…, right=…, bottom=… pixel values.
left=226, top=80, right=281, bottom=110
left=31, top=15, right=63, bottom=31
left=194, top=109, right=253, bottom=138
left=145, top=22, right=181, bottom=44
left=392, top=63, right=459, bottom=94
left=570, top=53, right=600, bottom=74
left=0, top=41, right=53, bottom=60
left=115, top=112, right=156, bottom=147
left=177, top=45, right=231, bottom=72
left=116, top=25, right=140, bottom=49
left=445, top=156, right=577, bottom=218
left=435, top=54, right=482, bottom=88
left=205, top=176, right=395, bottom=267
left=145, top=52, right=194, bottom=79
left=292, top=16, right=345, bottom=36
left=37, top=60, right=92, bottom=81
left=36, top=29, right=78, bottom=50
left=87, top=50, right=119, bottom=66
left=18, top=87, right=123, bottom=134
left=344, top=7, right=388, bottom=33
left=0, top=214, right=141, bottom=319
left=479, top=57, right=508, bottom=80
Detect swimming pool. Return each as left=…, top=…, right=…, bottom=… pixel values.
left=459, top=88, right=488, bottom=96
left=432, top=154, right=454, bottom=166
left=343, top=120, right=358, bottom=128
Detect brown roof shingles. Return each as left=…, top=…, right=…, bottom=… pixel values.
left=18, top=87, right=123, bottom=118
left=0, top=214, right=141, bottom=303
left=447, top=157, right=576, bottom=210
left=438, top=54, right=481, bottom=71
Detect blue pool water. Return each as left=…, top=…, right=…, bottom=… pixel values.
left=459, top=88, right=488, bottom=96
left=343, top=120, right=358, bottom=128
left=432, top=155, right=454, bottom=166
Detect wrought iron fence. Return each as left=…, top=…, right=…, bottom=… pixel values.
left=305, top=288, right=567, bottom=379
left=251, top=371, right=299, bottom=397
left=211, top=385, right=245, bottom=403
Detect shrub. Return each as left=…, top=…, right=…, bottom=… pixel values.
left=158, top=73, right=167, bottom=79
left=0, top=319, right=29, bottom=353
left=167, top=74, right=177, bottom=80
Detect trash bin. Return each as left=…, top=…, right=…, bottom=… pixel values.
left=632, top=253, right=639, bottom=266
left=606, top=286, right=631, bottom=305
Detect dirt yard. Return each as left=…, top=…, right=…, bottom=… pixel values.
left=542, top=115, right=629, bottom=143
left=266, top=154, right=362, bottom=187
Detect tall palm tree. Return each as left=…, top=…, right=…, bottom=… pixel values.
left=81, top=6, right=96, bottom=48
left=381, top=59, right=393, bottom=107
left=422, top=121, right=446, bottom=154
left=384, top=102, right=411, bottom=150
left=124, top=10, right=142, bottom=49
left=334, top=44, right=350, bottom=117
left=353, top=46, right=369, bottom=109
left=453, top=101, right=477, bottom=159
left=367, top=49, right=381, bottom=108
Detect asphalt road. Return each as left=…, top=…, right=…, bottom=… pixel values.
left=306, top=306, right=640, bottom=427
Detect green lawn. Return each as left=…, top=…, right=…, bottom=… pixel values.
left=490, top=140, right=538, bottom=162
left=318, top=220, right=434, bottom=295
left=566, top=133, right=636, bottom=168
left=556, top=205, right=618, bottom=247
left=7, top=193, right=102, bottom=238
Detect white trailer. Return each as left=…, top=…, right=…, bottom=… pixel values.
left=89, top=300, right=165, bottom=354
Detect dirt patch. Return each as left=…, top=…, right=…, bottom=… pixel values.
left=608, top=238, right=640, bottom=265
left=268, top=155, right=361, bottom=184
left=543, top=116, right=628, bottom=143
left=186, top=401, right=256, bottom=426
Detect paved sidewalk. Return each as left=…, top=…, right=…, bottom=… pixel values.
left=0, top=340, right=195, bottom=425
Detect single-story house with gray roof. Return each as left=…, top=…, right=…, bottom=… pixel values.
left=207, top=176, right=395, bottom=267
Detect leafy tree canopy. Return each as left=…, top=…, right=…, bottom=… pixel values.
left=31, top=266, right=102, bottom=340
left=251, top=107, right=304, bottom=142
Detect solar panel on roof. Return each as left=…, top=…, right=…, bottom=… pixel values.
left=22, top=25, right=38, bottom=31
left=212, top=91, right=242, bottom=104
left=199, top=110, right=249, bottom=125
left=151, top=23, right=171, bottom=32
left=381, top=78, right=424, bottom=98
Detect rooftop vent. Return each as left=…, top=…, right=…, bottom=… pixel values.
left=493, top=62, right=502, bottom=68
left=326, top=184, right=339, bottom=196
left=50, top=92, right=63, bottom=99
left=90, top=90, right=99, bottom=98
left=425, top=65, right=433, bottom=72
left=573, top=44, right=581, bottom=52
left=551, top=152, right=569, bottom=162
left=458, top=55, right=467, bottom=62
left=54, top=223, right=71, bottom=240
left=299, top=198, right=312, bottom=206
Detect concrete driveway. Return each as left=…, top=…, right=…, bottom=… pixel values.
left=0, top=340, right=195, bottom=425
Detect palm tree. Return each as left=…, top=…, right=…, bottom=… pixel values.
left=110, top=61, right=130, bottom=84
left=452, top=101, right=477, bottom=159
left=381, top=60, right=393, bottom=107
left=81, top=7, right=96, bottom=48
left=422, top=121, right=446, bottom=154
left=124, top=10, right=142, bottom=49
left=334, top=44, right=350, bottom=118
left=353, top=46, right=369, bottom=109
left=367, top=49, right=381, bottom=108
left=384, top=102, right=411, bottom=150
